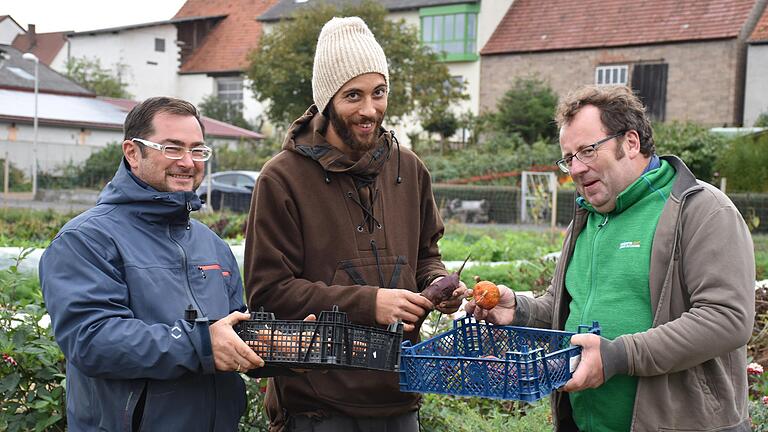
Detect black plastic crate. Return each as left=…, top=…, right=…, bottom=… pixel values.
left=399, top=316, right=600, bottom=402
left=234, top=306, right=403, bottom=371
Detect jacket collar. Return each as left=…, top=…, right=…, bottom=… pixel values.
left=96, top=158, right=201, bottom=224
left=662, top=155, right=702, bottom=200
left=282, top=105, right=392, bottom=182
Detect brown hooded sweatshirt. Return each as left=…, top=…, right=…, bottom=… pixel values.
left=244, top=106, right=447, bottom=428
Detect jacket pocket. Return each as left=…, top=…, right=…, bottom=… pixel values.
left=330, top=255, right=416, bottom=290
left=188, top=262, right=232, bottom=319
left=659, top=365, right=724, bottom=431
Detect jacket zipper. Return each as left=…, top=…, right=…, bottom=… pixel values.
left=168, top=224, right=203, bottom=317
left=582, top=213, right=608, bottom=432
left=581, top=214, right=609, bottom=325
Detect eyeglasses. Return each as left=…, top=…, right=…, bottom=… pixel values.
left=131, top=138, right=212, bottom=162
left=555, top=131, right=627, bottom=173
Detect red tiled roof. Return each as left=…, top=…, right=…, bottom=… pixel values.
left=11, top=31, right=69, bottom=65
left=483, top=0, right=760, bottom=55
left=751, top=6, right=768, bottom=42
left=101, top=97, right=264, bottom=140
left=173, top=0, right=279, bottom=73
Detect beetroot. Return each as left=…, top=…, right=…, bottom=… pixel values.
left=421, top=255, right=470, bottom=305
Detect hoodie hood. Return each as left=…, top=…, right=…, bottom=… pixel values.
left=282, top=105, right=394, bottom=184
left=97, top=158, right=202, bottom=224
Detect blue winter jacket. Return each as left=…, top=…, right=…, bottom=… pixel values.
left=40, top=160, right=247, bottom=431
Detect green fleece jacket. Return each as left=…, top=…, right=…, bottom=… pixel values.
left=564, top=160, right=676, bottom=431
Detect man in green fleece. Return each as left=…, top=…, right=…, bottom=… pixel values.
left=467, top=85, right=755, bottom=431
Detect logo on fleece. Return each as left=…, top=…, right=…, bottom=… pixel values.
left=619, top=241, right=641, bottom=249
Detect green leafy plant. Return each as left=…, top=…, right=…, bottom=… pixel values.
left=239, top=376, right=270, bottom=431
left=0, top=159, right=31, bottom=192
left=0, top=250, right=67, bottom=431
left=199, top=95, right=255, bottom=131
left=419, top=394, right=551, bottom=432
left=755, top=112, right=768, bottom=128
left=654, top=121, right=731, bottom=184
left=64, top=56, right=131, bottom=99
left=717, top=131, right=768, bottom=193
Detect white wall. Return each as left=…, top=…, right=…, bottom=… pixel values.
left=0, top=19, right=24, bottom=44
left=57, top=25, right=180, bottom=101
left=176, top=73, right=214, bottom=107
left=242, top=77, right=265, bottom=126
left=745, top=44, right=768, bottom=126
left=49, top=41, right=69, bottom=70
left=1, top=122, right=122, bottom=175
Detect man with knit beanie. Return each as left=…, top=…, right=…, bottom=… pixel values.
left=467, top=85, right=755, bottom=431
left=244, top=16, right=465, bottom=431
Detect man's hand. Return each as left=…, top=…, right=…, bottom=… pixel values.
left=210, top=311, right=264, bottom=372
left=375, top=289, right=434, bottom=332
left=562, top=333, right=604, bottom=392
left=464, top=284, right=516, bottom=325
left=431, top=276, right=468, bottom=314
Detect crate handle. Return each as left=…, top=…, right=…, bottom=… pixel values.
left=576, top=321, right=601, bottom=335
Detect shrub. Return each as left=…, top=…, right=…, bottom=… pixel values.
left=0, top=209, right=80, bottom=247
left=421, top=136, right=560, bottom=185
left=717, top=132, right=768, bottom=193
left=419, top=394, right=551, bottom=432
left=0, top=250, right=67, bottom=431
left=38, top=143, right=123, bottom=190
left=0, top=159, right=30, bottom=192
left=654, top=122, right=730, bottom=184
left=755, top=112, right=768, bottom=128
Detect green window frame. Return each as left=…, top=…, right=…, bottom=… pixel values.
left=420, top=4, right=480, bottom=62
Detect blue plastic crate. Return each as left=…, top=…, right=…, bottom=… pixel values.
left=399, top=316, right=600, bottom=402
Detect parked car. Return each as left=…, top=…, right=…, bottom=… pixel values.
left=196, top=170, right=260, bottom=212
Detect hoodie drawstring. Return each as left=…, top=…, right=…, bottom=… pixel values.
left=370, top=239, right=386, bottom=288
left=391, top=130, right=402, bottom=184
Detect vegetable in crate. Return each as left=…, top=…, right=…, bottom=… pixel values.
left=471, top=278, right=500, bottom=309
left=421, top=254, right=471, bottom=305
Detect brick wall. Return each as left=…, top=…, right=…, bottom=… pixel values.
left=479, top=39, right=742, bottom=126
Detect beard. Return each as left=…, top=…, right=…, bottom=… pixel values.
left=327, top=103, right=384, bottom=153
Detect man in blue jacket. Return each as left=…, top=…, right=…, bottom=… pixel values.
left=40, top=97, right=264, bottom=431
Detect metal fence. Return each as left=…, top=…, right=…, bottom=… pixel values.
left=433, top=184, right=768, bottom=233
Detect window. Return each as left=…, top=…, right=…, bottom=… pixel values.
left=595, top=65, right=628, bottom=86
left=216, top=76, right=244, bottom=106
left=420, top=4, right=479, bottom=62
left=155, top=38, right=165, bottom=52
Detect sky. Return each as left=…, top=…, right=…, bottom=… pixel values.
left=2, top=0, right=188, bottom=33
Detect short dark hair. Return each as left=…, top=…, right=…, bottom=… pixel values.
left=555, top=85, right=655, bottom=156
left=123, top=97, right=205, bottom=156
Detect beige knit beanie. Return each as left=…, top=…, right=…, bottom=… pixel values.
left=312, top=16, right=389, bottom=114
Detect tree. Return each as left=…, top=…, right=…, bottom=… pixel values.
left=198, top=95, right=254, bottom=130
left=246, top=0, right=465, bottom=126
left=491, top=78, right=558, bottom=144
left=422, top=108, right=459, bottom=154
left=65, top=57, right=131, bottom=98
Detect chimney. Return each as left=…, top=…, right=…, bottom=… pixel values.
left=28, top=24, right=36, bottom=47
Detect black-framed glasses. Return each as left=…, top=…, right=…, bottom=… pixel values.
left=131, top=138, right=212, bottom=162
left=555, top=131, right=627, bottom=173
